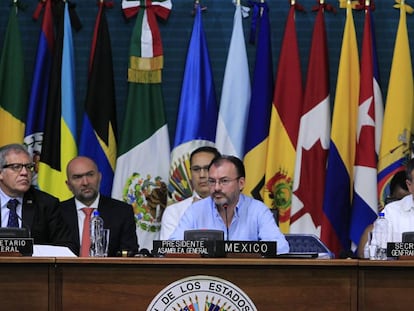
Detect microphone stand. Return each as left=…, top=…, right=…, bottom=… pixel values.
left=223, top=204, right=229, bottom=241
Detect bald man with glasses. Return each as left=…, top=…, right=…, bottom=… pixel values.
left=0, top=144, right=74, bottom=251
left=169, top=155, right=289, bottom=255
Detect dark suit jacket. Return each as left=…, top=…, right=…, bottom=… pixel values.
left=20, top=187, right=75, bottom=251
left=60, top=195, right=138, bottom=256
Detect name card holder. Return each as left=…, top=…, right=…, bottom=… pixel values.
left=153, top=240, right=277, bottom=258
left=0, top=238, right=34, bottom=256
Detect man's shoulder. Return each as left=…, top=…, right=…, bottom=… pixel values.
left=384, top=194, right=413, bottom=214
left=163, top=196, right=194, bottom=218
left=167, top=196, right=194, bottom=209
left=60, top=197, right=76, bottom=208
left=24, top=187, right=59, bottom=204
left=240, top=194, right=266, bottom=208
left=99, top=195, right=133, bottom=209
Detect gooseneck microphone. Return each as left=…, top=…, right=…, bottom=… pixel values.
left=223, top=204, right=229, bottom=241
left=6, top=204, right=31, bottom=238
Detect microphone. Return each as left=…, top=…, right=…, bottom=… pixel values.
left=223, top=204, right=229, bottom=241
left=6, top=204, right=31, bottom=238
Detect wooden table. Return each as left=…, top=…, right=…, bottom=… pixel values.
left=359, top=259, right=414, bottom=311
left=3, top=257, right=414, bottom=310
left=55, top=257, right=358, bottom=311
left=0, top=257, right=55, bottom=310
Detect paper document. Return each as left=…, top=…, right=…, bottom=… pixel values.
left=33, top=244, right=77, bottom=257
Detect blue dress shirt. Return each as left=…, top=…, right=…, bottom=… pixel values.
left=169, top=194, right=290, bottom=254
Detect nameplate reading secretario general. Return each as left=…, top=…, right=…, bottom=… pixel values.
left=387, top=242, right=414, bottom=257
left=153, top=240, right=277, bottom=258
left=0, top=238, right=33, bottom=256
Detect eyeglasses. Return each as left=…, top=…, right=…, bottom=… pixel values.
left=208, top=177, right=240, bottom=187
left=191, top=165, right=209, bottom=173
left=2, top=163, right=35, bottom=173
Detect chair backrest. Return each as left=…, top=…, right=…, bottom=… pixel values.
left=284, top=234, right=334, bottom=259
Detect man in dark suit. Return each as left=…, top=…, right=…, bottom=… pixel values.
left=60, top=156, right=138, bottom=257
left=0, top=144, right=74, bottom=250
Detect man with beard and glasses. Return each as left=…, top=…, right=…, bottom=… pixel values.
left=169, top=155, right=289, bottom=254
left=60, top=156, right=138, bottom=257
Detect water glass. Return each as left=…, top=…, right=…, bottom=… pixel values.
left=102, top=229, right=110, bottom=257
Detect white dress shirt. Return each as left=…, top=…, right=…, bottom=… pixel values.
left=382, top=194, right=414, bottom=242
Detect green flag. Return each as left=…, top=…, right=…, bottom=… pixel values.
left=112, top=0, right=172, bottom=251
left=0, top=3, right=27, bottom=145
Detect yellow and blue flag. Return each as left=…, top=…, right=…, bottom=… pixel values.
left=322, top=2, right=360, bottom=257
left=378, top=1, right=413, bottom=205
left=38, top=2, right=78, bottom=200
left=243, top=1, right=273, bottom=201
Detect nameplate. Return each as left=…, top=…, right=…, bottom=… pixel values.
left=153, top=240, right=220, bottom=257
left=222, top=241, right=277, bottom=258
left=0, top=238, right=33, bottom=256
left=153, top=240, right=277, bottom=258
left=387, top=242, right=414, bottom=257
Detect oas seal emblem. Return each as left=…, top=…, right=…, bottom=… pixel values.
left=147, top=275, right=257, bottom=311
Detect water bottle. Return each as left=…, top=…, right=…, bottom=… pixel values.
left=372, top=212, right=388, bottom=260
left=90, top=210, right=104, bottom=257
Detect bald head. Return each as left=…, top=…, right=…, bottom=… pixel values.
left=65, top=156, right=102, bottom=206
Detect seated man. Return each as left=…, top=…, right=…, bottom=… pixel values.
left=0, top=144, right=74, bottom=251
left=160, top=146, right=220, bottom=240
left=60, top=156, right=138, bottom=257
left=357, top=169, right=411, bottom=258
left=169, top=155, right=290, bottom=254
left=382, top=159, right=414, bottom=243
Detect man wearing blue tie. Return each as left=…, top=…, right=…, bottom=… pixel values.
left=0, top=143, right=74, bottom=250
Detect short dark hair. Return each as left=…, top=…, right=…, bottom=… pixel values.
left=190, top=146, right=221, bottom=165
left=390, top=170, right=408, bottom=193
left=209, top=155, right=245, bottom=178
left=406, top=158, right=414, bottom=181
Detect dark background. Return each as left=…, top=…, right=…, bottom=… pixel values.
left=0, top=0, right=410, bottom=145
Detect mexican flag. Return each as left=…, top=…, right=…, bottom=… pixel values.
left=112, top=0, right=172, bottom=251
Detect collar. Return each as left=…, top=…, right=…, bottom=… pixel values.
left=0, top=187, right=23, bottom=208
left=75, top=194, right=100, bottom=211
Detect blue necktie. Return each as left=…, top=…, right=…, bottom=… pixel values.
left=7, top=199, right=19, bottom=228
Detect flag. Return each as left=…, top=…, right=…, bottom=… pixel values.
left=169, top=3, right=218, bottom=202
left=290, top=3, right=330, bottom=236
left=350, top=4, right=384, bottom=250
left=243, top=1, right=273, bottom=201
left=264, top=4, right=303, bottom=233
left=0, top=2, right=27, bottom=145
left=378, top=1, right=413, bottom=205
left=112, top=0, right=172, bottom=251
left=24, top=0, right=54, bottom=186
left=79, top=1, right=117, bottom=196
left=38, top=2, right=78, bottom=200
left=215, top=3, right=251, bottom=158
left=321, top=2, right=360, bottom=257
